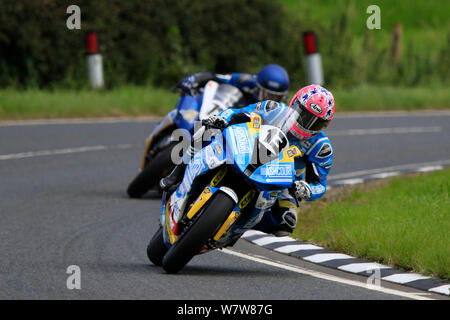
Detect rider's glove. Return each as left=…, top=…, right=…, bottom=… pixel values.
left=175, top=75, right=198, bottom=94
left=204, top=115, right=229, bottom=130
left=291, top=180, right=312, bottom=202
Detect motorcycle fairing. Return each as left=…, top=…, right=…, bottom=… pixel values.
left=174, top=95, right=202, bottom=132
left=248, top=147, right=299, bottom=190
left=141, top=109, right=177, bottom=170
left=173, top=80, right=243, bottom=133
left=159, top=113, right=301, bottom=250
left=160, top=138, right=227, bottom=247
left=161, top=184, right=239, bottom=248
left=224, top=114, right=301, bottom=190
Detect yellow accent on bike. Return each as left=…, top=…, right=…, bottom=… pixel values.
left=279, top=145, right=302, bottom=163
left=140, top=121, right=174, bottom=170
left=247, top=113, right=262, bottom=139
left=210, top=167, right=227, bottom=187
left=165, top=204, right=178, bottom=244
left=238, top=189, right=256, bottom=209
left=213, top=211, right=240, bottom=241
left=186, top=187, right=213, bottom=220
left=140, top=138, right=152, bottom=170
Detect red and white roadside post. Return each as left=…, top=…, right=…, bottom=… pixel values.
left=303, top=31, right=324, bottom=85
left=86, top=31, right=104, bottom=88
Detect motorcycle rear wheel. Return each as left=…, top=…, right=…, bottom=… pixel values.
left=162, top=191, right=236, bottom=274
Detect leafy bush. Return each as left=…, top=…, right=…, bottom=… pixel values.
left=0, top=0, right=302, bottom=89
left=0, top=0, right=447, bottom=90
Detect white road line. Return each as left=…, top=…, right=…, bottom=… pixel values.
left=416, top=165, right=444, bottom=172
left=369, top=171, right=401, bottom=179
left=274, top=244, right=323, bottom=253
left=338, top=263, right=390, bottom=274
left=327, top=126, right=441, bottom=136
left=382, top=273, right=431, bottom=284
left=2, top=110, right=449, bottom=127
left=334, top=111, right=450, bottom=118
left=334, top=178, right=365, bottom=185
left=0, top=144, right=134, bottom=161
left=303, top=253, right=354, bottom=263
left=242, top=230, right=266, bottom=238
left=222, top=248, right=434, bottom=300
left=328, top=160, right=450, bottom=181
left=429, top=285, right=450, bottom=295
left=252, top=236, right=296, bottom=246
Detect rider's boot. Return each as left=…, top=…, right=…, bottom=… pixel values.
left=253, top=205, right=297, bottom=237
left=270, top=207, right=297, bottom=237
left=159, top=162, right=187, bottom=192
left=159, top=142, right=197, bottom=192
left=160, top=124, right=205, bottom=193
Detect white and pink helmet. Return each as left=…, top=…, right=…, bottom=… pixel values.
left=282, top=84, right=335, bottom=140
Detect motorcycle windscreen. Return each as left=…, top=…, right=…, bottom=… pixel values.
left=199, top=81, right=243, bottom=120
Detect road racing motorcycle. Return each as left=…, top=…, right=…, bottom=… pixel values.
left=127, top=81, right=244, bottom=198
left=146, top=113, right=302, bottom=273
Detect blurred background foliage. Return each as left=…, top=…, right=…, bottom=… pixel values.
left=0, top=0, right=448, bottom=90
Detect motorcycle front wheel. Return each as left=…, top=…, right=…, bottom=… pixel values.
left=147, top=227, right=169, bottom=266
left=126, top=143, right=176, bottom=198
left=162, top=191, right=236, bottom=274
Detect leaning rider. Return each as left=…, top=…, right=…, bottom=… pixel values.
left=161, top=84, right=335, bottom=237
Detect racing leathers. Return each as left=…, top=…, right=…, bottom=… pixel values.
left=217, top=100, right=333, bottom=235
left=176, top=71, right=266, bottom=106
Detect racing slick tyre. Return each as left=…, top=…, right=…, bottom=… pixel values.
left=162, top=191, right=236, bottom=274
left=147, top=227, right=168, bottom=266
left=126, top=143, right=176, bottom=198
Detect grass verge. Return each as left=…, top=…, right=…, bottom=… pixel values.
left=292, top=169, right=450, bottom=280
left=0, top=86, right=178, bottom=120
left=0, top=85, right=449, bottom=120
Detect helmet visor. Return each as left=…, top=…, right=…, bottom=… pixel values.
left=288, top=98, right=329, bottom=133
left=256, top=82, right=288, bottom=102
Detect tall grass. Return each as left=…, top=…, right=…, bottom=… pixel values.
left=293, top=169, right=450, bottom=280
left=283, top=0, right=450, bottom=88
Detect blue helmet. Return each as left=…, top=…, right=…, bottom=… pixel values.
left=256, top=64, right=290, bottom=102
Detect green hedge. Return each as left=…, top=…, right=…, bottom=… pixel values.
left=0, top=0, right=448, bottom=89
left=0, top=0, right=303, bottom=89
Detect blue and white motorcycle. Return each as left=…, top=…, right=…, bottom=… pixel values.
left=147, top=113, right=302, bottom=273
left=127, top=81, right=244, bottom=198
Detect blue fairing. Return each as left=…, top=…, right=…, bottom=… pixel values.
left=250, top=153, right=296, bottom=190
left=173, top=94, right=204, bottom=132
left=223, top=123, right=296, bottom=191
left=160, top=118, right=298, bottom=250
left=224, top=123, right=255, bottom=174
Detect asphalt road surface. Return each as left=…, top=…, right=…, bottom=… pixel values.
left=1, top=111, right=449, bottom=300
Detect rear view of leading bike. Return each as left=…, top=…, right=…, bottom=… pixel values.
left=147, top=113, right=302, bottom=273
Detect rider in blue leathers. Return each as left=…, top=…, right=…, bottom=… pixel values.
left=161, top=84, right=336, bottom=236
left=175, top=64, right=290, bottom=105
left=161, top=64, right=290, bottom=164
left=160, top=64, right=289, bottom=189
left=216, top=98, right=333, bottom=235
